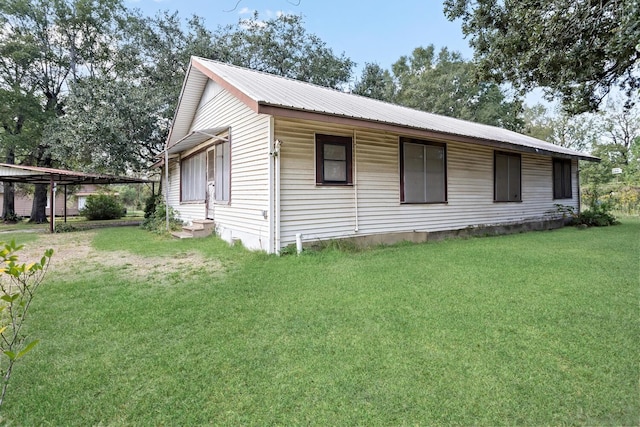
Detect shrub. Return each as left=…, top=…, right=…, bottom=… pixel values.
left=0, top=240, right=53, bottom=409
left=574, top=186, right=619, bottom=227
left=54, top=223, right=79, bottom=233
left=143, top=194, right=161, bottom=219
left=80, top=194, right=125, bottom=220
left=2, top=212, right=20, bottom=224
left=141, top=202, right=183, bottom=234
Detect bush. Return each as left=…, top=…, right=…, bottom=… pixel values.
left=574, top=186, right=619, bottom=227
left=143, top=194, right=161, bottom=219
left=80, top=194, right=125, bottom=221
left=141, top=201, right=183, bottom=234
left=54, top=223, right=79, bottom=233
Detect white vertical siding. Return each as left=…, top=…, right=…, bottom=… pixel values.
left=277, top=117, right=579, bottom=247
left=168, top=80, right=271, bottom=250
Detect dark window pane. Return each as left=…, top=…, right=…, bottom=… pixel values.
left=426, top=145, right=445, bottom=202
left=508, top=155, right=521, bottom=201
left=403, top=143, right=426, bottom=202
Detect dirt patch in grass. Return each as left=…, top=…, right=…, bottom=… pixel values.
left=16, top=231, right=222, bottom=284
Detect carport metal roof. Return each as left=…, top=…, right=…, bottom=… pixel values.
left=0, top=163, right=155, bottom=185
left=0, top=163, right=157, bottom=233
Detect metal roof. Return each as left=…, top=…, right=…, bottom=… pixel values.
left=0, top=164, right=156, bottom=185
left=166, top=127, right=229, bottom=155
left=170, top=56, right=598, bottom=162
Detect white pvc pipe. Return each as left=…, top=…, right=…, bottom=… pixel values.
left=295, top=233, right=303, bottom=255
left=353, top=130, right=359, bottom=232
left=165, top=149, right=169, bottom=231
left=275, top=140, right=282, bottom=254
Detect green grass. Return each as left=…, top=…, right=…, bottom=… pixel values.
left=2, top=219, right=639, bottom=425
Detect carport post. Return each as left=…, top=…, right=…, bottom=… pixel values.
left=49, top=175, right=54, bottom=233
left=64, top=185, right=67, bottom=223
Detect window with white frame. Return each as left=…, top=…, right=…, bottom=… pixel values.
left=400, top=137, right=447, bottom=203
left=181, top=151, right=206, bottom=202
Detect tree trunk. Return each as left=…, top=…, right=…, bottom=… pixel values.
left=29, top=145, right=52, bottom=223
left=29, top=183, right=49, bottom=223
left=2, top=182, right=16, bottom=221
left=2, top=149, right=16, bottom=222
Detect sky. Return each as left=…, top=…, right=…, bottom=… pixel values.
left=126, top=0, right=474, bottom=76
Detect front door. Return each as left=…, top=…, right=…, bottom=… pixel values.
left=206, top=148, right=216, bottom=219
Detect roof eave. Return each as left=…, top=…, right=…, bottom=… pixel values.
left=257, top=103, right=600, bottom=162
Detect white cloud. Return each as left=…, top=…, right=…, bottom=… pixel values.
left=238, top=7, right=252, bottom=15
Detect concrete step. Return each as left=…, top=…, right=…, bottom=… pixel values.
left=171, top=231, right=193, bottom=239
left=182, top=225, right=213, bottom=238
left=171, top=219, right=215, bottom=239
left=192, top=219, right=215, bottom=230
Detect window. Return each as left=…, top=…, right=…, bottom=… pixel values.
left=553, top=158, right=572, bottom=199
left=181, top=151, right=206, bottom=202
left=214, top=141, right=230, bottom=202
left=315, top=134, right=353, bottom=185
left=494, top=151, right=521, bottom=202
left=400, top=138, right=447, bottom=203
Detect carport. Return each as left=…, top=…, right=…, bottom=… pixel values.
left=0, top=163, right=157, bottom=233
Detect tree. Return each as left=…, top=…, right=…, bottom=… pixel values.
left=389, top=45, right=523, bottom=131
left=352, top=63, right=396, bottom=102
left=0, top=0, right=131, bottom=222
left=582, top=98, right=640, bottom=185
left=444, top=0, right=640, bottom=114
left=213, top=13, right=354, bottom=89
left=523, top=104, right=598, bottom=153
left=49, top=11, right=355, bottom=176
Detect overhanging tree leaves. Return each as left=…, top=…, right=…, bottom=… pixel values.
left=444, top=0, right=640, bottom=114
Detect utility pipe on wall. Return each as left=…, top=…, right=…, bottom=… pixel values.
left=353, top=130, right=359, bottom=232
left=164, top=149, right=169, bottom=231
left=274, top=139, right=282, bottom=254
left=295, top=233, right=303, bottom=255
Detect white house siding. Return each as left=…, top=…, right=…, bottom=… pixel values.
left=276, top=117, right=579, bottom=247
left=169, top=81, right=271, bottom=251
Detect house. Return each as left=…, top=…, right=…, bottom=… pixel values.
left=162, top=57, right=598, bottom=253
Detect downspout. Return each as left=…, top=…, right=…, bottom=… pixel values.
left=576, top=160, right=581, bottom=214
left=274, top=139, right=282, bottom=254
left=164, top=148, right=169, bottom=231
left=353, top=130, right=359, bottom=232
left=268, top=118, right=275, bottom=253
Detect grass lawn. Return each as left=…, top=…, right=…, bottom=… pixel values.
left=1, top=219, right=638, bottom=425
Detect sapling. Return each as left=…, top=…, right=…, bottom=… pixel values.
left=0, top=240, right=53, bottom=409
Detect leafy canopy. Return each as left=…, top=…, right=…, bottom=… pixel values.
left=444, top=0, right=640, bottom=114
left=354, top=45, right=523, bottom=131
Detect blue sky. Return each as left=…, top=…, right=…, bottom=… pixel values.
left=126, top=0, right=473, bottom=76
